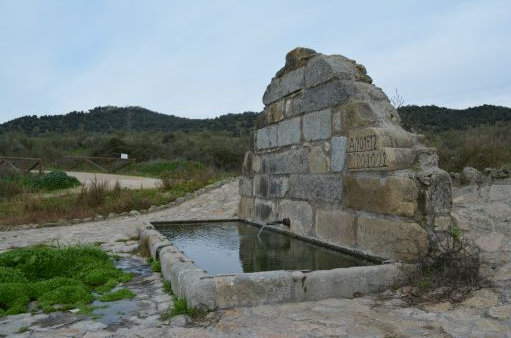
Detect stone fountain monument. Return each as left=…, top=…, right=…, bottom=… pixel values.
left=239, top=48, right=452, bottom=262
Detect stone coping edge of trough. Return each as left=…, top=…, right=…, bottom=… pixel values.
left=137, top=221, right=415, bottom=310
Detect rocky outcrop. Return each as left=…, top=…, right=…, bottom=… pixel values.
left=239, top=48, right=453, bottom=262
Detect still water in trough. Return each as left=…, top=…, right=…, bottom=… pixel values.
left=156, top=222, right=374, bottom=275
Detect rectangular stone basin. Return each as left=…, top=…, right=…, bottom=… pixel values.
left=138, top=219, right=411, bottom=310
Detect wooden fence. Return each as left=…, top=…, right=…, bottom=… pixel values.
left=63, top=156, right=136, bottom=174
left=0, top=157, right=43, bottom=174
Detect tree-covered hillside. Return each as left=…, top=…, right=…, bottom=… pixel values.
left=0, top=106, right=258, bottom=136
left=2, top=104, right=510, bottom=136
left=398, top=104, right=511, bottom=132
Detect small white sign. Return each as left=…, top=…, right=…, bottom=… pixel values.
left=120, top=153, right=129, bottom=159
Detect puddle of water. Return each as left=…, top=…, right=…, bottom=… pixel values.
left=90, top=257, right=151, bottom=326
left=92, top=299, right=139, bottom=326
left=156, top=222, right=374, bottom=275
left=115, top=257, right=152, bottom=277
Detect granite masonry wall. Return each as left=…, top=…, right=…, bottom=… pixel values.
left=239, top=48, right=453, bottom=262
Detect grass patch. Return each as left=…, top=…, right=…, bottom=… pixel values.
left=98, top=288, right=135, bottom=302
left=151, top=260, right=161, bottom=272
left=0, top=245, right=132, bottom=317
left=162, top=297, right=206, bottom=320
left=160, top=278, right=205, bottom=321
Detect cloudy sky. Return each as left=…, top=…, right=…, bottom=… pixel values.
left=0, top=0, right=509, bottom=123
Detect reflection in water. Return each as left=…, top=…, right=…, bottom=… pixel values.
left=156, top=222, right=373, bottom=276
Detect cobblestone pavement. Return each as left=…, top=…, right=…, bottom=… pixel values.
left=1, top=179, right=511, bottom=337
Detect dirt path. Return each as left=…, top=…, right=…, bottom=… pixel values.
left=66, top=171, right=161, bottom=190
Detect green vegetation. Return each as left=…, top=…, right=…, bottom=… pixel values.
left=398, top=104, right=511, bottom=133
left=0, top=106, right=257, bottom=136
left=1, top=104, right=510, bottom=174
left=396, top=105, right=511, bottom=171
left=30, top=171, right=80, bottom=191
left=421, top=123, right=511, bottom=172
left=98, top=288, right=135, bottom=302
left=162, top=297, right=206, bottom=320
left=0, top=162, right=221, bottom=228
left=151, top=260, right=161, bottom=273
left=0, top=171, right=79, bottom=198
left=0, top=245, right=132, bottom=317
left=159, top=276, right=205, bottom=321
left=0, top=131, right=249, bottom=173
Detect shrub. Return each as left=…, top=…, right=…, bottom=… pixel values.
left=427, top=124, right=511, bottom=172
left=406, top=228, right=481, bottom=304
left=78, top=178, right=108, bottom=207
left=31, top=171, right=80, bottom=191
left=112, top=180, right=123, bottom=198
left=0, top=181, right=25, bottom=199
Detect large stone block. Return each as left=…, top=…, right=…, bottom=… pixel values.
left=347, top=127, right=416, bottom=152
left=261, top=148, right=309, bottom=174
left=255, top=125, right=278, bottom=150
left=253, top=175, right=288, bottom=198
left=277, top=200, right=313, bottom=236
left=252, top=154, right=261, bottom=174
left=304, top=55, right=371, bottom=88
left=262, top=100, right=285, bottom=125
left=255, top=198, right=276, bottom=222
left=344, top=175, right=419, bottom=217
left=253, top=175, right=268, bottom=198
left=290, top=78, right=358, bottom=115
left=303, top=109, right=331, bottom=141
left=308, top=144, right=330, bottom=174
left=263, top=67, right=305, bottom=105
left=416, top=169, right=452, bottom=216
left=331, top=136, right=347, bottom=172
left=277, top=117, right=301, bottom=147
left=242, top=151, right=253, bottom=175
left=239, top=176, right=253, bottom=197
left=356, top=216, right=429, bottom=261
left=315, top=209, right=356, bottom=247
left=288, top=174, right=342, bottom=202
left=238, top=197, right=255, bottom=219
left=269, top=176, right=289, bottom=198
left=213, top=271, right=301, bottom=308
left=346, top=148, right=416, bottom=171
left=336, top=101, right=377, bottom=129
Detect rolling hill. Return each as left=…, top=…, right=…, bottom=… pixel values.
left=0, top=106, right=259, bottom=136
left=1, top=104, right=510, bottom=136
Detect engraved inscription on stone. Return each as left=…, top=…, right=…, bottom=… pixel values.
left=347, top=150, right=388, bottom=170
left=346, top=133, right=389, bottom=170
left=348, top=134, right=377, bottom=153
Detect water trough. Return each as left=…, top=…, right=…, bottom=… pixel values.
left=138, top=220, right=412, bottom=310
